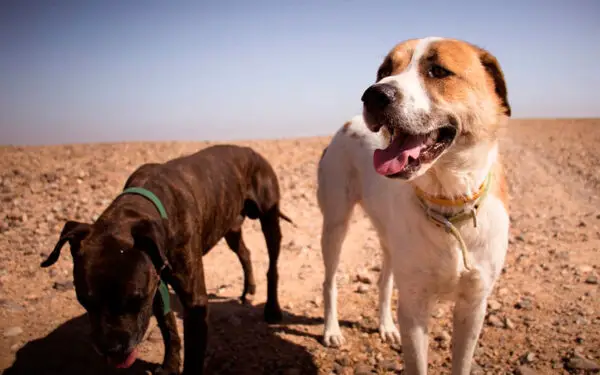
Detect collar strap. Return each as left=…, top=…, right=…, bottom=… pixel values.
left=119, top=186, right=171, bottom=315
left=414, top=172, right=492, bottom=208
left=415, top=172, right=493, bottom=272
left=121, top=187, right=168, bottom=219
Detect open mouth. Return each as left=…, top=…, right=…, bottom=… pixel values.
left=373, top=125, right=457, bottom=177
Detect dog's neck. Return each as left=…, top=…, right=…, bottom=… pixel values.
left=410, top=141, right=498, bottom=214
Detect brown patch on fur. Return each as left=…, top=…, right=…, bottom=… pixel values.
left=342, top=121, right=352, bottom=132
left=491, top=158, right=509, bottom=212
left=415, top=39, right=510, bottom=143
left=377, top=39, right=419, bottom=81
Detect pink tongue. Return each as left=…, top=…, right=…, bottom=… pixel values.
left=373, top=133, right=429, bottom=176
left=115, top=349, right=137, bottom=369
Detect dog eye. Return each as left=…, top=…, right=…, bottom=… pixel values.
left=428, top=64, right=453, bottom=79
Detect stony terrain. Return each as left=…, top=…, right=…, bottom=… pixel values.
left=0, top=118, right=599, bottom=375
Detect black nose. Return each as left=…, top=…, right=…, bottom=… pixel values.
left=361, top=83, right=398, bottom=111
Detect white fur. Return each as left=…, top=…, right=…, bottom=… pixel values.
left=317, top=118, right=509, bottom=375
left=379, top=37, right=442, bottom=116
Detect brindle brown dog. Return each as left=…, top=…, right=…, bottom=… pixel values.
left=40, top=144, right=292, bottom=375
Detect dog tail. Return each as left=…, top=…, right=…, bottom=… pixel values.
left=279, top=211, right=296, bottom=227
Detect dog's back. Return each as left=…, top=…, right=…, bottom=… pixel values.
left=124, top=144, right=284, bottom=251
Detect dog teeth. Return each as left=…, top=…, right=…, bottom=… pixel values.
left=426, top=130, right=439, bottom=145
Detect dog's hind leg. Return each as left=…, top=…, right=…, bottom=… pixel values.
left=224, top=227, right=257, bottom=305
left=258, top=204, right=284, bottom=323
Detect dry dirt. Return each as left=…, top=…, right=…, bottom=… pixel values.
left=0, top=119, right=599, bottom=375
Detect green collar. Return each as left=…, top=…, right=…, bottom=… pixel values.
left=120, top=187, right=171, bottom=315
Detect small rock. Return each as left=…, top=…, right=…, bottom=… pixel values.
left=336, top=357, right=352, bottom=367
left=355, top=269, right=373, bottom=284
left=487, top=314, right=504, bottom=328
left=0, top=299, right=23, bottom=312
left=4, top=327, right=23, bottom=337
left=515, top=365, right=537, bottom=375
left=565, top=355, right=600, bottom=370
left=515, top=235, right=525, bottom=242
left=470, top=362, right=484, bottom=374
left=487, top=299, right=502, bottom=311
left=377, top=359, right=402, bottom=372
left=520, top=352, right=535, bottom=364
left=585, top=274, right=598, bottom=284
left=356, top=284, right=369, bottom=294
left=52, top=280, right=74, bottom=291
left=504, top=317, right=516, bottom=329
left=11, top=343, right=20, bottom=351
left=369, top=264, right=381, bottom=272
left=515, top=297, right=533, bottom=310
left=354, top=364, right=372, bottom=375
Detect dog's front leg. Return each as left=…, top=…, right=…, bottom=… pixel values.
left=378, top=244, right=401, bottom=344
left=397, top=291, right=433, bottom=375
left=451, top=293, right=487, bottom=375
left=169, top=260, right=209, bottom=375
left=152, top=295, right=182, bottom=375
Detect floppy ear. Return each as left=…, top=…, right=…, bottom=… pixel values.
left=41, top=221, right=91, bottom=267
left=131, top=219, right=169, bottom=274
left=479, top=49, right=511, bottom=117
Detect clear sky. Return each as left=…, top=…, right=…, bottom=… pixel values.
left=1, top=0, right=598, bottom=146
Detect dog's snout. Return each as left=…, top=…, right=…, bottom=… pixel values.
left=361, top=84, right=398, bottom=111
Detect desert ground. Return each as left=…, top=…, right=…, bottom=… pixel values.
left=0, top=118, right=599, bottom=375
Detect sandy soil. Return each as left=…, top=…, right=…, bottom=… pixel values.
left=0, top=118, right=599, bottom=375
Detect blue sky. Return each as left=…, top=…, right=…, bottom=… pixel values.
left=1, top=0, right=598, bottom=145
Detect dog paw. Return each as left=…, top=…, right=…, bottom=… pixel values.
left=323, top=328, right=345, bottom=348
left=379, top=323, right=401, bottom=344
left=264, top=303, right=283, bottom=324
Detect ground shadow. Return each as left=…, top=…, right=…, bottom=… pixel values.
left=3, top=293, right=326, bottom=375
left=3, top=314, right=156, bottom=375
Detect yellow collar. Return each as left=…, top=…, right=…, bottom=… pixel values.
left=413, top=172, right=493, bottom=272
left=413, top=172, right=492, bottom=208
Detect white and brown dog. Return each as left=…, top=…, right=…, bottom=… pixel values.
left=317, top=37, right=511, bottom=374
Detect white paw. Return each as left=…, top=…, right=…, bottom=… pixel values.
left=379, top=322, right=401, bottom=344
left=323, top=327, right=346, bottom=347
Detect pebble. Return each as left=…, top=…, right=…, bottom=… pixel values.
left=487, top=299, right=502, bottom=311
left=355, top=269, right=373, bottom=285
left=585, top=274, right=598, bottom=284
left=4, top=326, right=23, bottom=337
left=487, top=314, right=504, bottom=328
left=565, top=354, right=600, bottom=370
left=356, top=284, right=369, bottom=294
left=52, top=280, right=74, bottom=291
left=377, top=359, right=402, bottom=371
left=515, top=297, right=533, bottom=310
left=353, top=364, right=372, bottom=375
left=515, top=365, right=537, bottom=375
left=336, top=357, right=352, bottom=367
left=504, top=317, right=516, bottom=329
left=521, top=352, right=536, bottom=364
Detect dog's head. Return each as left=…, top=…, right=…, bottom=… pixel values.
left=41, top=217, right=167, bottom=368
left=362, top=37, right=510, bottom=180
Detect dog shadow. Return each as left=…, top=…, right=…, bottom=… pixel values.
left=3, top=314, right=156, bottom=375
left=4, top=294, right=326, bottom=375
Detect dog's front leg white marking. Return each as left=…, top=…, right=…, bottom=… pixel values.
left=451, top=293, right=488, bottom=375
left=397, top=291, right=433, bottom=375
left=378, top=245, right=400, bottom=344
left=321, top=218, right=350, bottom=347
